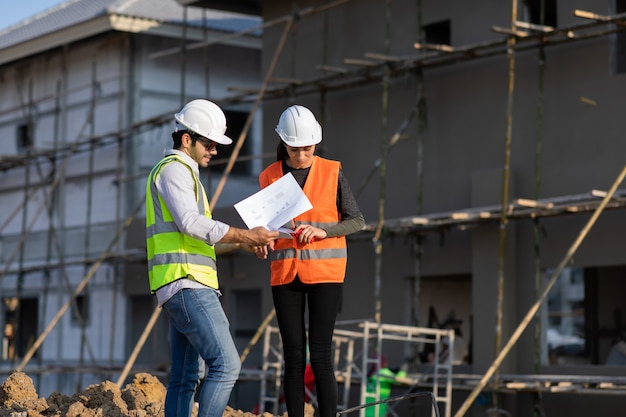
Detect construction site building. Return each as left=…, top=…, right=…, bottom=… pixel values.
left=0, top=0, right=264, bottom=400
left=1, top=0, right=626, bottom=416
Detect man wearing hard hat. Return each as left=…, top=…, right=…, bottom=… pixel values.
left=145, top=99, right=278, bottom=417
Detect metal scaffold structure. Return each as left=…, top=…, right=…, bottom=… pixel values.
left=2, top=0, right=626, bottom=415
left=252, top=320, right=455, bottom=417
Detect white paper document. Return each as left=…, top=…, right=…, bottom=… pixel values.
left=234, top=172, right=313, bottom=234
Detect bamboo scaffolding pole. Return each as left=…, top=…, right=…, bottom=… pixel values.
left=14, top=148, right=31, bottom=371
left=116, top=304, right=162, bottom=386
left=110, top=39, right=128, bottom=371
left=405, top=0, right=429, bottom=384
left=354, top=94, right=421, bottom=199
left=453, top=164, right=626, bottom=417
left=76, top=59, right=99, bottom=391
left=492, top=2, right=518, bottom=409
left=209, top=16, right=294, bottom=208
left=34, top=87, right=62, bottom=386
left=240, top=309, right=276, bottom=365
left=372, top=0, right=394, bottom=326
left=532, top=0, right=548, bottom=379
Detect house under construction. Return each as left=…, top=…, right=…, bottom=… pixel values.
left=1, top=0, right=626, bottom=416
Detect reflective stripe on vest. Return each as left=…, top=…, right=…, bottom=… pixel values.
left=259, top=156, right=347, bottom=286
left=146, top=155, right=218, bottom=293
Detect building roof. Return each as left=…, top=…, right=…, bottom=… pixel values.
left=177, top=0, right=262, bottom=16
left=0, top=0, right=261, bottom=64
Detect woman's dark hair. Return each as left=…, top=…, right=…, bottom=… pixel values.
left=276, top=140, right=288, bottom=161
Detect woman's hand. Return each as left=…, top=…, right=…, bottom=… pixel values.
left=293, top=225, right=327, bottom=244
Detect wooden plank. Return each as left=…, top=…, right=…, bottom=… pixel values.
left=413, top=42, right=456, bottom=53
left=580, top=96, right=597, bottom=106
left=506, top=382, right=535, bottom=389
left=343, top=58, right=378, bottom=66
left=491, top=26, right=530, bottom=37
left=515, top=20, right=555, bottom=32
left=573, top=9, right=611, bottom=22
left=514, top=198, right=554, bottom=209
left=365, top=52, right=403, bottom=62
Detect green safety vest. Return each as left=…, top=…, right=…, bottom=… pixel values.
left=365, top=368, right=406, bottom=417
left=145, top=155, right=218, bottom=293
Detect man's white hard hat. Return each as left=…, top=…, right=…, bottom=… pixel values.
left=175, top=99, right=232, bottom=145
left=275, top=105, right=322, bottom=147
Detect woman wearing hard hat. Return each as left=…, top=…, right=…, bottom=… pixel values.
left=255, top=104, right=365, bottom=417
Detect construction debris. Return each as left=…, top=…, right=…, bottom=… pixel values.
left=0, top=371, right=304, bottom=417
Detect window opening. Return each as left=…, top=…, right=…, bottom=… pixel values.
left=424, top=20, right=451, bottom=46
left=543, top=266, right=626, bottom=366
left=16, top=122, right=34, bottom=152
left=612, top=0, right=626, bottom=74
left=3, top=297, right=38, bottom=361
left=524, top=0, right=557, bottom=27
left=206, top=110, right=253, bottom=176
left=71, top=294, right=89, bottom=326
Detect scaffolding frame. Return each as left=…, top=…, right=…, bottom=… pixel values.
left=251, top=320, right=454, bottom=417
left=1, top=2, right=626, bottom=414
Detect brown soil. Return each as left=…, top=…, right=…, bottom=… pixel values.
left=0, top=371, right=315, bottom=417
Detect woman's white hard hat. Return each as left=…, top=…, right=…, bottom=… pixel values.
left=275, top=105, right=322, bottom=147
left=174, top=99, right=233, bottom=145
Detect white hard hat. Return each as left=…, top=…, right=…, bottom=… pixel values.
left=275, top=105, right=322, bottom=147
left=174, top=99, right=232, bottom=145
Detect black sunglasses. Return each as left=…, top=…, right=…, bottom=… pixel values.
left=191, top=134, right=217, bottom=151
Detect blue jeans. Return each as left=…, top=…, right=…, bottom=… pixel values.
left=162, top=288, right=241, bottom=417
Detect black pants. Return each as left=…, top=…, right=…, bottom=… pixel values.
left=272, top=276, right=343, bottom=417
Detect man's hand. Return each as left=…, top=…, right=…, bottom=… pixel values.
left=218, top=226, right=278, bottom=251
left=254, top=245, right=269, bottom=259
left=247, top=226, right=279, bottom=246
left=253, top=239, right=276, bottom=259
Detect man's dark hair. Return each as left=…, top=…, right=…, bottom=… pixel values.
left=172, top=130, right=186, bottom=149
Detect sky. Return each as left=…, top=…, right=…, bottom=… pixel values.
left=0, top=0, right=65, bottom=31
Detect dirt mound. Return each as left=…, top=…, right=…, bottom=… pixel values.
left=0, top=371, right=313, bottom=417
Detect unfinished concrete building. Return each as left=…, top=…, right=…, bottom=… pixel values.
left=2, top=0, right=626, bottom=416
left=0, top=0, right=263, bottom=399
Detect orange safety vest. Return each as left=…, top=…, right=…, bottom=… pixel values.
left=259, top=156, right=347, bottom=286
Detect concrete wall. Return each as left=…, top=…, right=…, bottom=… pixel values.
left=219, top=0, right=626, bottom=415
